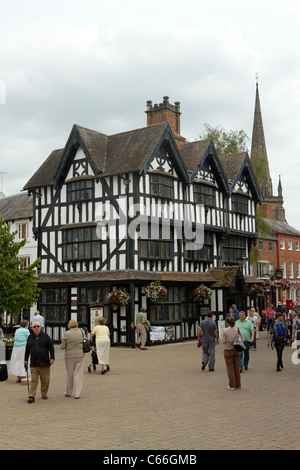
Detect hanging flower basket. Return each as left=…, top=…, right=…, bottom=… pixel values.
left=192, top=284, right=212, bottom=302
left=248, top=284, right=266, bottom=297
left=145, top=281, right=167, bottom=304
left=261, top=279, right=291, bottom=291
left=107, top=289, right=131, bottom=308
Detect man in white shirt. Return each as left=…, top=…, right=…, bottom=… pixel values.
left=32, top=311, right=45, bottom=332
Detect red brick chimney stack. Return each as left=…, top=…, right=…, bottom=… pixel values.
left=146, top=96, right=186, bottom=147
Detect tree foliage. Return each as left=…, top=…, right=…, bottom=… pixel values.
left=199, top=123, right=249, bottom=155
left=0, top=214, right=41, bottom=317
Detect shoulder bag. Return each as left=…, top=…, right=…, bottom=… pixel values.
left=81, top=329, right=91, bottom=353
left=233, top=328, right=246, bottom=352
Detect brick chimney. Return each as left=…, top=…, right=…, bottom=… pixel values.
left=145, top=96, right=186, bottom=147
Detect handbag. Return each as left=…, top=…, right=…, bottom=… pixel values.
left=233, top=328, right=246, bottom=352
left=144, top=320, right=151, bottom=331
left=197, top=338, right=202, bottom=348
left=81, top=329, right=91, bottom=353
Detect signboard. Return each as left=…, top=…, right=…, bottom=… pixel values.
left=90, top=305, right=104, bottom=331
left=150, top=326, right=165, bottom=342
left=218, top=320, right=226, bottom=339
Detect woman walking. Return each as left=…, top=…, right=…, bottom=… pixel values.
left=90, top=317, right=111, bottom=374
left=60, top=320, right=85, bottom=399
left=9, top=320, right=30, bottom=383
left=222, top=317, right=242, bottom=391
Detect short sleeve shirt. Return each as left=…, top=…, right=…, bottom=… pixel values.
left=200, top=318, right=217, bottom=342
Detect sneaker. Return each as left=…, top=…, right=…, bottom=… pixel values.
left=227, top=387, right=236, bottom=390
left=27, top=397, right=35, bottom=403
left=201, top=362, right=207, bottom=370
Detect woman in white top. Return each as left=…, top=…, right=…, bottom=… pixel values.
left=90, top=317, right=110, bottom=374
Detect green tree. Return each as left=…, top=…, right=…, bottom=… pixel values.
left=0, top=214, right=41, bottom=319
left=199, top=122, right=249, bottom=155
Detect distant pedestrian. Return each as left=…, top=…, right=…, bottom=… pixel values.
left=60, top=320, right=86, bottom=399
left=276, top=302, right=285, bottom=315
left=232, top=304, right=239, bottom=317
left=292, top=308, right=300, bottom=359
left=8, top=320, right=30, bottom=383
left=235, top=311, right=254, bottom=372
left=24, top=322, right=55, bottom=403
left=198, top=311, right=219, bottom=371
left=135, top=307, right=148, bottom=350
left=266, top=303, right=275, bottom=331
left=222, top=317, right=241, bottom=390
left=225, top=307, right=239, bottom=322
left=32, top=310, right=45, bottom=332
left=267, top=312, right=289, bottom=371
left=247, top=308, right=260, bottom=350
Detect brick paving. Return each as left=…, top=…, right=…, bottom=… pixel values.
left=1, top=330, right=300, bottom=451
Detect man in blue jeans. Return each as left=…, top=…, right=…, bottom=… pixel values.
left=235, top=311, right=254, bottom=372
left=198, top=311, right=219, bottom=371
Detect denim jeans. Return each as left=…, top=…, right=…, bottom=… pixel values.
left=239, top=341, right=251, bottom=369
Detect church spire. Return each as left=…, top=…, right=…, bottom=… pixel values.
left=250, top=77, right=273, bottom=197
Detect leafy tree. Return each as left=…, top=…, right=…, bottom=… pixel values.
left=0, top=214, right=41, bottom=319
left=198, top=122, right=249, bottom=155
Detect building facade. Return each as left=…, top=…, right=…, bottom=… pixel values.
left=23, top=97, right=262, bottom=343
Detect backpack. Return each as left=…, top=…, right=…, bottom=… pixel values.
left=272, top=321, right=288, bottom=343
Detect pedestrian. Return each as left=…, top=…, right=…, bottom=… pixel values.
left=135, top=307, right=148, bottom=350
left=276, top=302, right=285, bottom=315
left=60, top=320, right=85, bottom=399
left=267, top=312, right=289, bottom=371
left=221, top=317, right=241, bottom=390
left=291, top=308, right=300, bottom=359
left=90, top=317, right=111, bottom=374
left=232, top=304, right=239, bottom=317
left=8, top=320, right=30, bottom=383
left=198, top=311, right=219, bottom=371
left=284, top=307, right=293, bottom=337
left=266, top=303, right=275, bottom=331
left=24, top=322, right=55, bottom=403
left=225, top=307, right=239, bottom=322
left=32, top=310, right=45, bottom=332
left=235, top=311, right=254, bottom=372
left=247, top=308, right=260, bottom=350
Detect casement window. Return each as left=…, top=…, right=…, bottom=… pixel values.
left=67, top=179, right=94, bottom=203
left=280, top=240, right=285, bottom=250
left=17, top=223, right=28, bottom=240
left=185, top=231, right=213, bottom=262
left=296, top=263, right=300, bottom=279
left=194, top=183, right=216, bottom=207
left=222, top=235, right=246, bottom=264
left=150, top=174, right=174, bottom=199
left=288, top=241, right=293, bottom=251
left=258, top=240, right=264, bottom=251
left=231, top=194, right=249, bottom=214
left=139, top=239, right=173, bottom=260
left=62, top=226, right=100, bottom=261
left=38, top=287, right=68, bottom=323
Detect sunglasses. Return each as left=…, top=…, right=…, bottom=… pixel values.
left=32, top=325, right=41, bottom=329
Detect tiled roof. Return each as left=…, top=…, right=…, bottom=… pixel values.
left=0, top=193, right=33, bottom=220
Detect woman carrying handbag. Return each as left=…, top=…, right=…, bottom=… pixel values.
left=222, top=317, right=242, bottom=390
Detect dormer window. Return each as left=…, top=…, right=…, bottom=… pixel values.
left=150, top=174, right=174, bottom=199
left=67, top=178, right=94, bottom=203
left=231, top=193, right=248, bottom=214
left=194, top=183, right=215, bottom=207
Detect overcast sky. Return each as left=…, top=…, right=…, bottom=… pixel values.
left=0, top=0, right=299, bottom=230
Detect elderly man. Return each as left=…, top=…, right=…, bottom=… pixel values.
left=24, top=322, right=55, bottom=403
left=235, top=311, right=254, bottom=372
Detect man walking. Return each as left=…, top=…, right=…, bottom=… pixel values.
left=235, top=311, right=254, bottom=372
left=198, top=311, right=219, bottom=371
left=24, top=321, right=55, bottom=403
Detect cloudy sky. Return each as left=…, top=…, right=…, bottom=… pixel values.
left=0, top=0, right=299, bottom=229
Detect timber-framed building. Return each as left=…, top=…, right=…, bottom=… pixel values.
left=23, top=96, right=263, bottom=344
